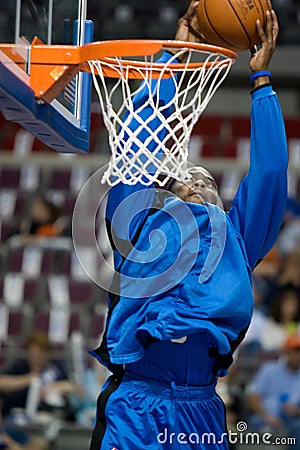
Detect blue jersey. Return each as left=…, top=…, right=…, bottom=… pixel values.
left=91, top=53, right=288, bottom=377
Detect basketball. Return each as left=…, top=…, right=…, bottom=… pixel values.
left=197, top=0, right=273, bottom=52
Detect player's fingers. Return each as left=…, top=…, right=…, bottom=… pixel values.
left=256, top=18, right=266, bottom=43
left=184, top=1, right=199, bottom=21
left=265, top=10, right=273, bottom=42
left=178, top=0, right=199, bottom=25
left=271, top=10, right=279, bottom=43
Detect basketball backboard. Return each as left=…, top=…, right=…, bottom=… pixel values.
left=0, top=0, right=93, bottom=153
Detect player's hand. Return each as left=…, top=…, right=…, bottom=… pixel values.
left=249, top=9, right=278, bottom=73
left=175, top=1, right=204, bottom=43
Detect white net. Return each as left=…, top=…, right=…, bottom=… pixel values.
left=89, top=42, right=236, bottom=186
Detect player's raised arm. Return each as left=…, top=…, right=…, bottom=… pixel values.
left=228, top=10, right=288, bottom=269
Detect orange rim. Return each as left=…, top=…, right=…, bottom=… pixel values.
left=81, top=40, right=237, bottom=79
left=0, top=39, right=237, bottom=65
left=0, top=39, right=237, bottom=100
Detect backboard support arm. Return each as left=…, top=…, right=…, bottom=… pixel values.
left=0, top=20, right=94, bottom=153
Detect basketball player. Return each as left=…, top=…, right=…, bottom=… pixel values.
left=90, top=3, right=288, bottom=449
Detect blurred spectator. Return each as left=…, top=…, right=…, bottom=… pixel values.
left=12, top=196, right=70, bottom=242
left=241, top=276, right=269, bottom=349
left=69, top=360, right=110, bottom=429
left=1, top=433, right=49, bottom=450
left=277, top=218, right=300, bottom=257
left=285, top=198, right=300, bottom=220
left=253, top=245, right=282, bottom=281
left=247, top=334, right=300, bottom=445
left=216, top=366, right=239, bottom=431
left=0, top=410, right=49, bottom=450
left=259, top=285, right=300, bottom=351
left=0, top=331, right=78, bottom=420
left=275, top=251, right=300, bottom=289
left=255, top=218, right=300, bottom=302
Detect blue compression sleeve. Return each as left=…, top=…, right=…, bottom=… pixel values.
left=228, top=85, right=288, bottom=269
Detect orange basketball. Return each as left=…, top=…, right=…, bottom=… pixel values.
left=197, top=0, right=272, bottom=52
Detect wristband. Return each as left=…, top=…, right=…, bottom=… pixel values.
left=250, top=71, right=271, bottom=83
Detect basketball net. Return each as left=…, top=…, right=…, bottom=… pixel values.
left=89, top=42, right=236, bottom=186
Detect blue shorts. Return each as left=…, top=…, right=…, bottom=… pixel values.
left=90, top=371, right=229, bottom=450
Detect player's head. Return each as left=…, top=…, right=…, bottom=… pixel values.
left=167, top=166, right=223, bottom=209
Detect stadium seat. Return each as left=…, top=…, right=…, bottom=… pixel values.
left=285, top=117, right=300, bottom=139
left=236, top=138, right=250, bottom=163
left=70, top=166, right=91, bottom=194
left=0, top=305, right=33, bottom=345
left=62, top=196, right=77, bottom=217
left=19, top=164, right=41, bottom=192
left=0, top=189, right=30, bottom=222
left=7, top=309, right=30, bottom=338
left=0, top=189, right=18, bottom=221
left=47, top=169, right=72, bottom=191
left=0, top=168, right=20, bottom=189
left=40, top=248, right=57, bottom=275
left=200, top=139, right=217, bottom=158
left=6, top=247, right=24, bottom=273
left=0, top=164, right=41, bottom=195
left=222, top=140, right=238, bottom=158
left=6, top=246, right=57, bottom=277
left=192, top=116, right=223, bottom=137
left=228, top=116, right=250, bottom=138
left=23, top=277, right=41, bottom=305
left=2, top=122, right=22, bottom=151
left=33, top=309, right=87, bottom=345
left=0, top=221, right=17, bottom=244
left=1, top=273, right=25, bottom=308
left=69, top=279, right=96, bottom=306
left=87, top=306, right=107, bottom=347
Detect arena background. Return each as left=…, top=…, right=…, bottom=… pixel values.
left=0, top=1, right=299, bottom=449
